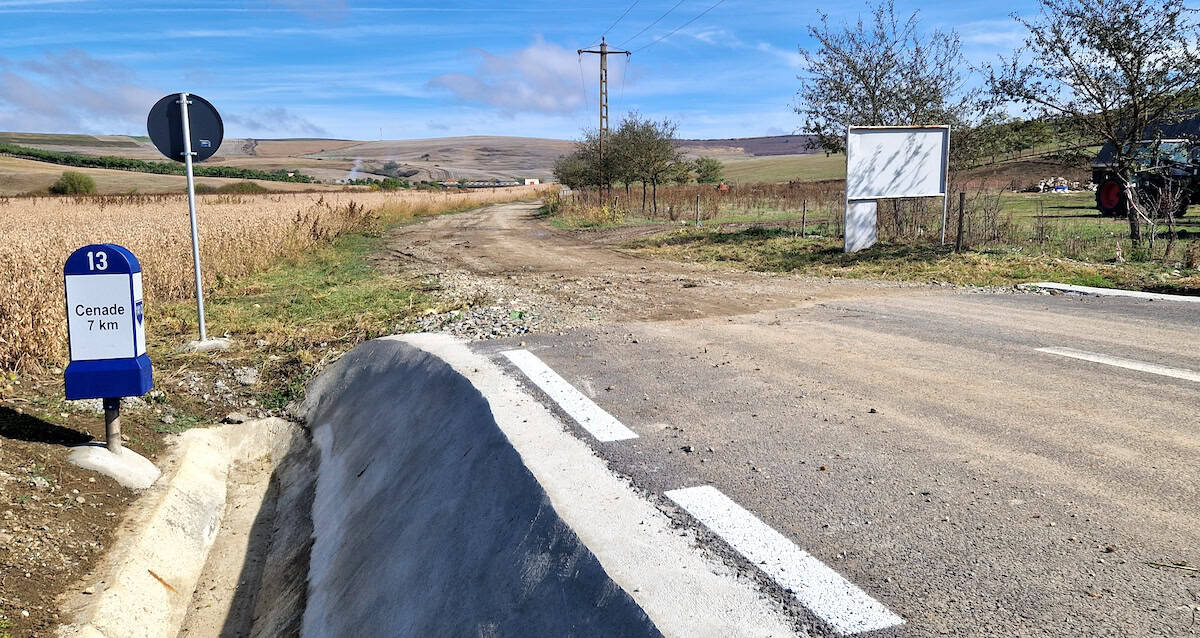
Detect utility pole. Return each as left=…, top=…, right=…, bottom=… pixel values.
left=578, top=37, right=630, bottom=198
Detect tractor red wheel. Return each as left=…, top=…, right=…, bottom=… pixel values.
left=1096, top=180, right=1126, bottom=216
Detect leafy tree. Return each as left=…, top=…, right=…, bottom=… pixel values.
left=694, top=156, right=724, bottom=183
left=552, top=153, right=590, bottom=189
left=670, top=161, right=693, bottom=185
left=988, top=0, right=1200, bottom=241
left=49, top=171, right=96, bottom=195
left=795, top=0, right=982, bottom=158
left=615, top=113, right=684, bottom=215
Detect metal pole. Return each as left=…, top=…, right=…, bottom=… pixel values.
left=600, top=39, right=607, bottom=199
left=103, top=397, right=122, bottom=452
left=940, top=127, right=952, bottom=245
left=955, top=191, right=966, bottom=253
left=179, top=92, right=207, bottom=342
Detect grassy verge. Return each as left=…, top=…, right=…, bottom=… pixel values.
left=628, top=227, right=1200, bottom=294
left=150, top=231, right=447, bottom=411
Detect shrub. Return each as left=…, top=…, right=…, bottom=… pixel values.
left=214, top=181, right=270, bottom=194
left=49, top=171, right=97, bottom=195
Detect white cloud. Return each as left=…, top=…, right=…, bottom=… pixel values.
left=225, top=107, right=328, bottom=137
left=756, top=42, right=802, bottom=69
left=267, top=0, right=348, bottom=21
left=0, top=50, right=159, bottom=134
left=429, top=37, right=626, bottom=116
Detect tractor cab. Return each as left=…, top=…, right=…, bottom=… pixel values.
left=1093, top=138, right=1199, bottom=216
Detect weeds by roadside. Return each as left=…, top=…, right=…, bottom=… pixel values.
left=628, top=227, right=1200, bottom=294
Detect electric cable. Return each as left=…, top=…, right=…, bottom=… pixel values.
left=603, top=0, right=641, bottom=38
left=618, top=0, right=686, bottom=48
left=633, top=0, right=725, bottom=52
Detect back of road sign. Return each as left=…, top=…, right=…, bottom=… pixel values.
left=63, top=244, right=153, bottom=400
left=147, top=93, right=224, bottom=163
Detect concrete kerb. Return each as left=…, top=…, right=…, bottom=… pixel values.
left=1021, top=282, right=1200, bottom=303
left=56, top=417, right=302, bottom=638
left=300, top=338, right=662, bottom=638
left=309, top=335, right=796, bottom=633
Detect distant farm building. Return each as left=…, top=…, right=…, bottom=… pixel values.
left=524, top=178, right=541, bottom=185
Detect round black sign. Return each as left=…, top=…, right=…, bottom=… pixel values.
left=147, top=93, right=224, bottom=163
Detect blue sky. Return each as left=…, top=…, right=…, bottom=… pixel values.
left=0, top=0, right=1036, bottom=140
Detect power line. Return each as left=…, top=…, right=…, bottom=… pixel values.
left=632, top=0, right=725, bottom=53
left=620, top=55, right=629, bottom=103
left=577, top=54, right=590, bottom=124
left=603, top=0, right=641, bottom=38
left=618, top=0, right=685, bottom=48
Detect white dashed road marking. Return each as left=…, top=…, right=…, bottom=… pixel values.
left=1036, top=347, right=1200, bottom=383
left=500, top=349, right=639, bottom=442
left=666, top=486, right=904, bottom=636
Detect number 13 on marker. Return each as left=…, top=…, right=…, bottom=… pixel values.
left=87, top=251, right=108, bottom=271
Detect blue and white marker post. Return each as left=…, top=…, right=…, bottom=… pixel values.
left=64, top=244, right=153, bottom=452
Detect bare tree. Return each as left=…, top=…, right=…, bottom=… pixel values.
left=989, top=0, right=1200, bottom=242
left=796, top=0, right=981, bottom=156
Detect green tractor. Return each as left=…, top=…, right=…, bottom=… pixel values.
left=1093, top=138, right=1199, bottom=217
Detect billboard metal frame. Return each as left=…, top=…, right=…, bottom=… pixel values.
left=844, top=125, right=951, bottom=252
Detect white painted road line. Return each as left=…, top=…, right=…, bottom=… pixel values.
left=1036, top=347, right=1200, bottom=383
left=500, top=349, right=639, bottom=442
left=666, top=486, right=904, bottom=636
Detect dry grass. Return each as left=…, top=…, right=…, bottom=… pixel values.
left=0, top=186, right=549, bottom=370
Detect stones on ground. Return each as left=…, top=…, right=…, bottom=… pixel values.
left=67, top=399, right=104, bottom=415
left=234, top=367, right=260, bottom=386
left=177, top=337, right=232, bottom=353
left=222, top=412, right=250, bottom=424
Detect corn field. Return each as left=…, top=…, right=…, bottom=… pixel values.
left=0, top=186, right=548, bottom=370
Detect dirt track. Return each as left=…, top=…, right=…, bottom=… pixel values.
left=380, top=201, right=930, bottom=326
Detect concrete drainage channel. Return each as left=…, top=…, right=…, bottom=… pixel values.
left=56, top=415, right=314, bottom=638
left=55, top=334, right=798, bottom=638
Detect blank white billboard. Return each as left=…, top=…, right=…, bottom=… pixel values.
left=845, top=126, right=949, bottom=200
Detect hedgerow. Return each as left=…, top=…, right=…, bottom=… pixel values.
left=0, top=143, right=316, bottom=183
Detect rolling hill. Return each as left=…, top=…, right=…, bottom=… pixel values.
left=0, top=131, right=836, bottom=194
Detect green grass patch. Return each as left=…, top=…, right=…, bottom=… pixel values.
left=629, top=226, right=1200, bottom=293
left=149, top=218, right=477, bottom=412
left=722, top=154, right=846, bottom=183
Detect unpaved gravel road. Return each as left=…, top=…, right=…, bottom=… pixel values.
left=383, top=201, right=1200, bottom=637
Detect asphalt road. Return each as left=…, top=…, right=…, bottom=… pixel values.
left=390, top=203, right=1200, bottom=637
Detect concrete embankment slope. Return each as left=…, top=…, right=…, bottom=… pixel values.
left=300, top=339, right=663, bottom=638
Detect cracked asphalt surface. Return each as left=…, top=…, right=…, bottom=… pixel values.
left=387, top=201, right=1200, bottom=637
